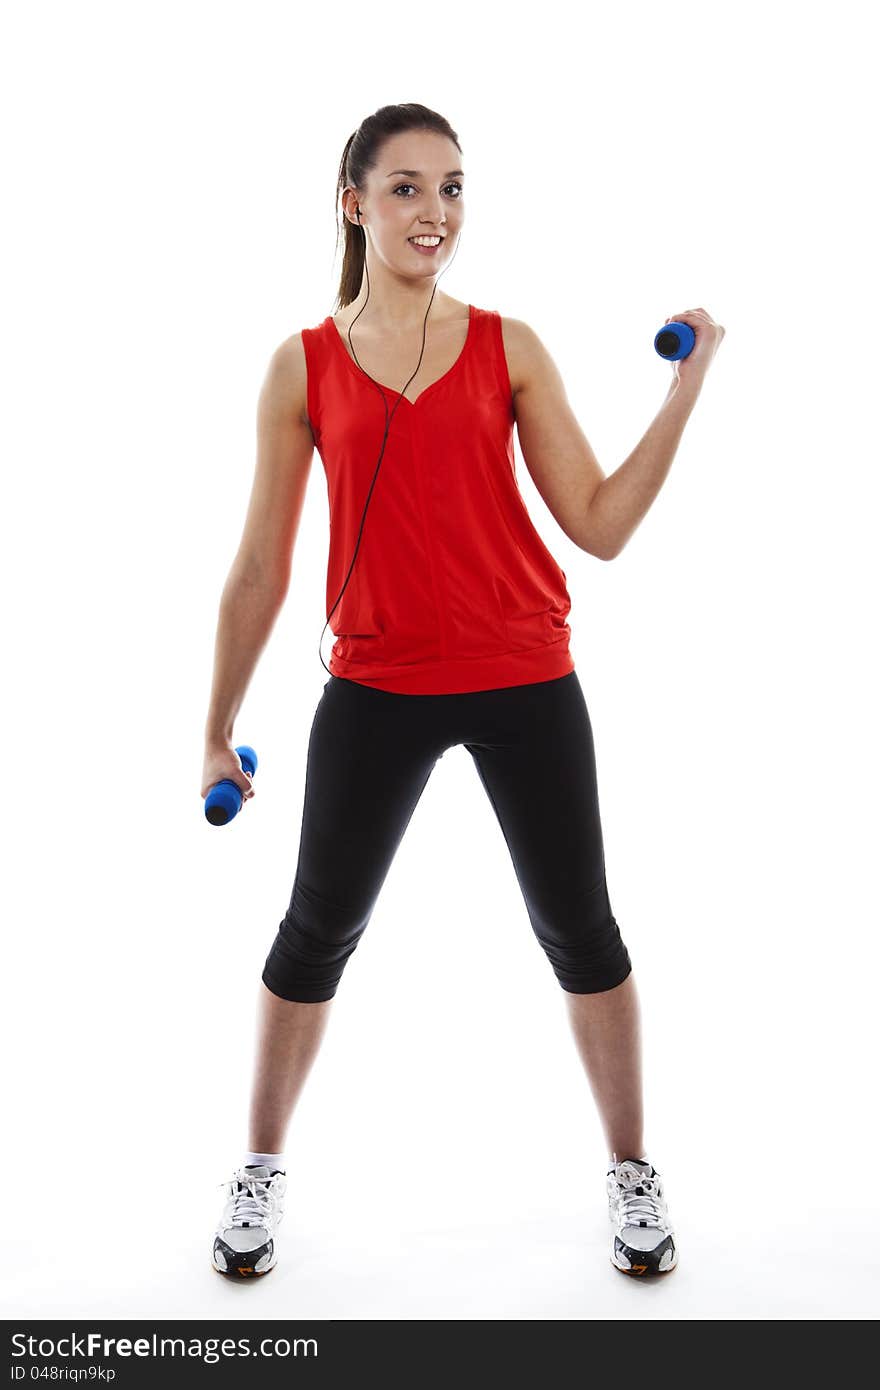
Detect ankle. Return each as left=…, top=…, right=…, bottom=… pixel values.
left=243, top=1148, right=287, bottom=1172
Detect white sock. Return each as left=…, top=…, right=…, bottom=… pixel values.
left=243, top=1149, right=286, bottom=1173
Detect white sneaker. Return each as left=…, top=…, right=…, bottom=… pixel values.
left=212, top=1164, right=287, bottom=1278
left=606, top=1158, right=678, bottom=1276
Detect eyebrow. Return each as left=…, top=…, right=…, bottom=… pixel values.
left=385, top=169, right=465, bottom=178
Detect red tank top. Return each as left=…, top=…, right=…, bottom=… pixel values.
left=301, top=303, right=576, bottom=694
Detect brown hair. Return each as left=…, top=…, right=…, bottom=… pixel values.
left=333, top=103, right=462, bottom=313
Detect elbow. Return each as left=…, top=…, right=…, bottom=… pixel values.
left=579, top=535, right=619, bottom=562
left=578, top=488, right=619, bottom=561
left=228, top=560, right=289, bottom=603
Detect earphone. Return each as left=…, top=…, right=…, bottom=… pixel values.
left=318, top=203, right=460, bottom=677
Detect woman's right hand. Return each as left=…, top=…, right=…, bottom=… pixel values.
left=201, top=743, right=255, bottom=805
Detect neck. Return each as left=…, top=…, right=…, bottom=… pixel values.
left=347, top=268, right=443, bottom=332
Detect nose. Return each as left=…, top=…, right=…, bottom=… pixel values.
left=419, top=199, right=447, bottom=227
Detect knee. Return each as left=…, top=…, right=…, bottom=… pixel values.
left=261, top=882, right=371, bottom=1003
left=546, top=920, right=633, bottom=993
left=557, top=948, right=633, bottom=993
left=530, top=880, right=633, bottom=993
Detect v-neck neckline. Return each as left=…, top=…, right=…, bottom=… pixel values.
left=326, top=303, right=475, bottom=409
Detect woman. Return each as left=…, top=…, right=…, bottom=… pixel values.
left=202, top=103, right=724, bottom=1283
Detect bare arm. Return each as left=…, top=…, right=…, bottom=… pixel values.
left=504, top=317, right=608, bottom=556
left=505, top=314, right=719, bottom=561
left=584, top=377, right=702, bottom=561
left=204, top=334, right=315, bottom=746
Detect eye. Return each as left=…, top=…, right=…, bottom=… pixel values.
left=392, top=182, right=464, bottom=198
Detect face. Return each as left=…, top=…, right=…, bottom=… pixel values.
left=346, top=130, right=465, bottom=276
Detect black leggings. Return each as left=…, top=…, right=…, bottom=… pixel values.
left=261, top=670, right=632, bottom=1003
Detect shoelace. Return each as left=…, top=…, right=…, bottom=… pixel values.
left=610, top=1161, right=666, bottom=1228
left=219, top=1173, right=281, bottom=1228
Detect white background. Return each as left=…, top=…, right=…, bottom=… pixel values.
left=3, top=0, right=878, bottom=1322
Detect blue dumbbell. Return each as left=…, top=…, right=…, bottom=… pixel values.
left=204, top=744, right=258, bottom=825
left=654, top=321, right=695, bottom=361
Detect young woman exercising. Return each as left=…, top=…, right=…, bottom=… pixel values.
left=202, top=102, right=724, bottom=1282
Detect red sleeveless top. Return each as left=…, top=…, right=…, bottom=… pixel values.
left=301, top=303, right=576, bottom=694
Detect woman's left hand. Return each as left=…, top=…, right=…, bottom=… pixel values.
left=663, top=306, right=725, bottom=389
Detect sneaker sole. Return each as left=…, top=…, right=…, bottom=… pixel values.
left=212, top=1258, right=276, bottom=1279
left=611, top=1251, right=678, bottom=1277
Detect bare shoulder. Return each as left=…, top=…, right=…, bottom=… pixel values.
left=498, top=315, right=543, bottom=399
left=261, top=331, right=312, bottom=435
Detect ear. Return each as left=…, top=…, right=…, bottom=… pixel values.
left=342, top=189, right=361, bottom=227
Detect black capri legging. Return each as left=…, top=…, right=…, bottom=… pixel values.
left=261, top=670, right=632, bottom=1002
